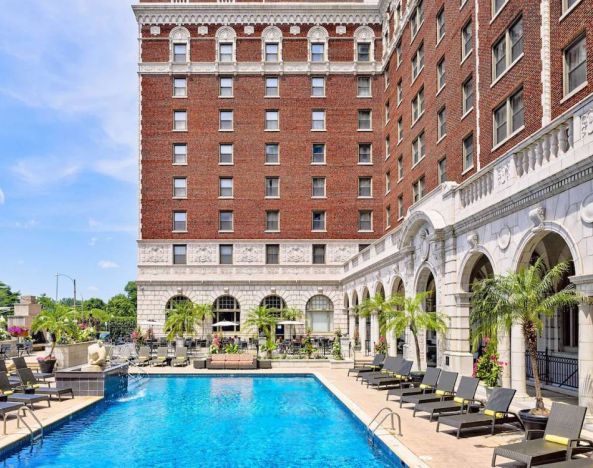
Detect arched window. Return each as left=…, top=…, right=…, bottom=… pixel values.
left=216, top=26, right=237, bottom=63
left=306, top=295, right=334, bottom=333
left=170, top=27, right=190, bottom=63
left=262, top=26, right=282, bottom=62
left=213, top=295, right=240, bottom=332
left=307, top=26, right=329, bottom=62
left=260, top=295, right=286, bottom=312
left=165, top=295, right=191, bottom=316
left=354, top=26, right=375, bottom=62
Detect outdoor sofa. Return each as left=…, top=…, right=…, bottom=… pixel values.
left=207, top=354, right=257, bottom=370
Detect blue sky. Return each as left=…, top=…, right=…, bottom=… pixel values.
left=0, top=1, right=138, bottom=300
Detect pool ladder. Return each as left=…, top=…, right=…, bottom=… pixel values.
left=18, top=407, right=44, bottom=446
left=366, top=407, right=402, bottom=444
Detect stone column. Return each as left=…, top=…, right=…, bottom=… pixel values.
left=348, top=311, right=356, bottom=343
left=387, top=330, right=397, bottom=356
left=370, top=313, right=380, bottom=346
left=358, top=316, right=368, bottom=355
left=449, top=293, right=475, bottom=376
left=498, top=327, right=511, bottom=388
left=571, top=275, right=593, bottom=420
left=511, top=323, right=528, bottom=397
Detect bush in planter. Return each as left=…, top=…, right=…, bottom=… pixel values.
left=301, top=329, right=316, bottom=359
left=473, top=338, right=506, bottom=388
left=31, top=303, right=79, bottom=364
left=332, top=329, right=343, bottom=360
left=374, top=336, right=388, bottom=355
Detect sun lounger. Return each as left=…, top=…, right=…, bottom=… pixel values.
left=17, top=368, right=74, bottom=401
left=358, top=356, right=402, bottom=383
left=414, top=376, right=479, bottom=420
left=539, top=458, right=593, bottom=467
left=136, top=346, right=152, bottom=366
left=492, top=403, right=593, bottom=467
left=437, top=387, right=521, bottom=438
left=0, top=361, right=22, bottom=386
left=152, top=347, right=169, bottom=367
left=366, top=359, right=413, bottom=389
left=347, top=354, right=385, bottom=377
left=0, top=401, right=24, bottom=434
left=0, top=372, right=50, bottom=409
left=386, top=367, right=441, bottom=402
left=172, top=347, right=189, bottom=367
left=12, top=357, right=53, bottom=382
left=400, top=370, right=458, bottom=408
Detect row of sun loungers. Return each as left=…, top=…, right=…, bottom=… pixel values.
left=348, top=354, right=593, bottom=467
left=135, top=346, right=190, bottom=367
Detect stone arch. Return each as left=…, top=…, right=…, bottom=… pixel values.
left=390, top=275, right=405, bottom=297
left=165, top=294, right=191, bottom=313
left=458, top=248, right=496, bottom=293
left=169, top=26, right=190, bottom=63
left=307, top=25, right=329, bottom=61
left=212, top=295, right=241, bottom=333
left=415, top=265, right=438, bottom=368
left=398, top=209, right=446, bottom=250
left=305, top=295, right=334, bottom=334
left=353, top=25, right=375, bottom=61
left=261, top=25, right=283, bottom=62
left=373, top=281, right=386, bottom=298
left=215, top=26, right=237, bottom=62
left=169, top=26, right=190, bottom=41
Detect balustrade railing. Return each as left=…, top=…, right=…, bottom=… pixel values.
left=525, top=349, right=578, bottom=389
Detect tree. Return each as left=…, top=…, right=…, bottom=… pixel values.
left=243, top=306, right=279, bottom=358
left=471, top=259, right=582, bottom=414
left=194, top=303, right=213, bottom=340
left=31, top=304, right=78, bottom=357
left=0, top=282, right=20, bottom=308
left=124, top=281, right=137, bottom=307
left=357, top=292, right=395, bottom=347
left=83, top=298, right=106, bottom=311
left=106, top=294, right=135, bottom=317
left=164, top=301, right=200, bottom=340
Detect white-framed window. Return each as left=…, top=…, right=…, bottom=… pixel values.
left=564, top=35, right=587, bottom=95
left=385, top=205, right=391, bottom=228
left=463, top=134, right=474, bottom=171
left=312, top=143, right=326, bottom=164
left=216, top=26, right=236, bottom=63
left=384, top=64, right=390, bottom=89
left=308, top=26, right=329, bottom=62
left=396, top=40, right=402, bottom=67
left=173, top=77, right=187, bottom=97
left=264, top=42, right=279, bottom=62
left=438, top=157, right=447, bottom=183
left=310, top=43, right=326, bottom=62
left=265, top=143, right=279, bottom=164
left=219, top=77, right=233, bottom=97
left=358, top=177, right=372, bottom=198
left=412, top=43, right=425, bottom=80
left=312, top=245, right=326, bottom=264
left=397, top=195, right=404, bottom=219
left=311, top=77, right=325, bottom=97
left=357, top=76, right=372, bottom=97
left=397, top=156, right=403, bottom=181
left=312, top=211, right=326, bottom=231
left=173, top=244, right=187, bottom=264
left=436, top=7, right=445, bottom=43
left=354, top=24, right=375, bottom=61
left=312, top=177, right=326, bottom=198
left=385, top=171, right=391, bottom=193
left=266, top=244, right=280, bottom=265
left=397, top=79, right=403, bottom=105
left=219, top=110, right=233, bottom=131
left=312, top=110, right=326, bottom=130
left=563, top=0, right=582, bottom=13
left=261, top=26, right=283, bottom=63
left=173, top=177, right=187, bottom=198
left=219, top=245, right=233, bottom=265
left=357, top=42, right=371, bottom=62
left=493, top=0, right=508, bottom=16
left=385, top=100, right=390, bottom=123
left=173, top=43, right=188, bottom=63
left=385, top=135, right=391, bottom=159
left=492, top=18, right=523, bottom=80
left=493, top=88, right=524, bottom=145
left=219, top=211, right=234, bottom=232
left=411, top=87, right=425, bottom=123
left=358, top=110, right=372, bottom=130
left=173, top=211, right=187, bottom=232
left=265, top=77, right=279, bottom=97
left=358, top=143, right=372, bottom=164
left=462, top=20, right=473, bottom=60
left=173, top=110, right=187, bottom=131
left=412, top=131, right=425, bottom=165
left=219, top=43, right=234, bottom=62
left=265, top=110, right=279, bottom=130
left=219, top=144, right=233, bottom=165
left=437, top=107, right=447, bottom=140
left=266, top=211, right=280, bottom=231
left=412, top=176, right=425, bottom=203
left=462, top=76, right=474, bottom=115
left=397, top=117, right=403, bottom=143
left=170, top=27, right=190, bottom=63
left=173, top=143, right=187, bottom=165
left=219, top=177, right=233, bottom=198
left=265, top=176, right=280, bottom=198
left=358, top=210, right=373, bottom=231
left=437, top=57, right=446, bottom=91
left=410, top=0, right=424, bottom=39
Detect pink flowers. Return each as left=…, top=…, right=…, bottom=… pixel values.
left=7, top=326, right=28, bottom=338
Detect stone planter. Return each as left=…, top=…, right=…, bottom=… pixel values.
left=519, top=409, right=549, bottom=432
left=38, top=359, right=57, bottom=374
left=45, top=341, right=95, bottom=370
left=257, top=359, right=272, bottom=369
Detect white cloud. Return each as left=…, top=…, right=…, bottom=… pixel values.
left=89, top=237, right=98, bottom=247
left=87, top=286, right=99, bottom=292
left=14, top=219, right=38, bottom=229
left=11, top=157, right=80, bottom=187
left=98, top=260, right=119, bottom=269
left=0, top=188, right=4, bottom=205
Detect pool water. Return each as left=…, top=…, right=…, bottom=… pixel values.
left=1, top=376, right=402, bottom=467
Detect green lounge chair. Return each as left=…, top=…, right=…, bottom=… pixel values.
left=413, top=376, right=479, bottom=420
left=17, top=368, right=74, bottom=401
left=0, top=372, right=50, bottom=409
left=436, top=387, right=521, bottom=438
left=172, top=347, right=189, bottom=367
left=152, top=346, right=169, bottom=367
left=492, top=403, right=593, bottom=467
left=386, top=367, right=441, bottom=402
left=366, top=359, right=413, bottom=389
left=358, top=356, right=402, bottom=383
left=348, top=354, right=385, bottom=377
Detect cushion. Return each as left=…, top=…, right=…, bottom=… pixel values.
left=544, top=434, right=570, bottom=446
left=436, top=390, right=446, bottom=396
left=419, top=384, right=432, bottom=390
left=484, top=409, right=505, bottom=418
left=454, top=397, right=465, bottom=404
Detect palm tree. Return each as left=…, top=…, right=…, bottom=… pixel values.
left=164, top=301, right=200, bottom=341
left=382, top=292, right=448, bottom=371
left=358, top=292, right=396, bottom=351
left=471, top=258, right=582, bottom=414
left=31, top=303, right=79, bottom=357
left=244, top=306, right=277, bottom=358
left=194, top=303, right=213, bottom=340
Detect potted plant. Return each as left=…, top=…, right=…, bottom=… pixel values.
left=164, top=300, right=200, bottom=346
left=471, top=259, right=584, bottom=429
left=301, top=328, right=316, bottom=359
left=332, top=329, right=343, bottom=360
left=473, top=337, right=506, bottom=398
left=244, top=306, right=279, bottom=359
left=209, top=334, right=221, bottom=354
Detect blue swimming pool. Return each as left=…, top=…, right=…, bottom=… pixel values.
left=1, top=375, right=403, bottom=467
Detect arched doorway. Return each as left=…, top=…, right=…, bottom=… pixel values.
left=305, top=295, right=334, bottom=334
left=260, top=295, right=287, bottom=339
left=417, top=268, right=437, bottom=368
left=212, top=295, right=241, bottom=333
left=391, top=277, right=405, bottom=354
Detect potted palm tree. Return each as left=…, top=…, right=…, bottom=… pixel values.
left=164, top=301, right=200, bottom=345
left=244, top=306, right=278, bottom=360
left=194, top=303, right=213, bottom=340
left=471, top=259, right=583, bottom=428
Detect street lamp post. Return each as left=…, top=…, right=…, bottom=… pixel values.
left=55, top=273, right=77, bottom=311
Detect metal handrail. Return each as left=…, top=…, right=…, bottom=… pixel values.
left=19, top=406, right=44, bottom=445
left=367, top=407, right=403, bottom=439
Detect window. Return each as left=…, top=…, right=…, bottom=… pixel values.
left=219, top=245, right=233, bottom=265
left=266, top=244, right=280, bottom=264
left=358, top=144, right=372, bottom=164
left=219, top=177, right=233, bottom=198
left=463, top=134, right=474, bottom=171
left=265, top=110, right=279, bottom=130
left=437, top=107, right=447, bottom=140
left=173, top=144, right=187, bottom=164
left=411, top=87, right=425, bottom=123
left=310, top=43, right=325, bottom=62
left=436, top=8, right=445, bottom=43
left=385, top=205, right=391, bottom=228
left=384, top=100, right=390, bottom=124
left=219, top=144, right=233, bottom=165
left=397, top=80, right=403, bottom=105
left=265, top=177, right=279, bottom=198
left=563, top=0, right=581, bottom=12
left=219, top=110, right=233, bottom=131
left=384, top=65, right=390, bottom=88
left=493, top=0, right=507, bottom=16
left=266, top=211, right=280, bottom=231
left=385, top=171, right=391, bottom=193
left=358, top=110, right=372, bottom=130
left=437, top=58, right=446, bottom=91
left=312, top=144, right=326, bottom=164
left=412, top=131, right=425, bottom=165
left=265, top=42, right=279, bottom=62
left=357, top=77, right=372, bottom=97
left=173, top=43, right=187, bottom=63
left=311, top=77, right=325, bottom=97
left=312, top=110, right=326, bottom=130
left=492, top=18, right=523, bottom=80
left=397, top=117, right=403, bottom=143
left=564, top=36, right=587, bottom=95
left=438, top=158, right=447, bottom=183
left=174, top=110, right=187, bottom=131
left=462, top=76, right=474, bottom=114
left=396, top=40, right=402, bottom=67
left=265, top=144, right=279, bottom=164
left=219, top=77, right=233, bottom=97
left=312, top=245, right=326, bottom=264
left=173, top=77, right=187, bottom=97
left=358, top=177, right=372, bottom=198
left=493, top=88, right=524, bottom=145
left=173, top=211, right=187, bottom=231
left=410, top=0, right=424, bottom=39
left=219, top=211, right=233, bottom=232
left=462, top=21, right=473, bottom=60
left=397, top=195, right=404, bottom=219
left=265, top=77, right=279, bottom=97
left=173, top=244, right=187, bottom=264
left=413, top=177, right=425, bottom=203
left=312, top=177, right=326, bottom=198
left=312, top=211, right=326, bottom=231
left=412, top=44, right=425, bottom=80
left=358, top=210, right=373, bottom=231
left=397, top=156, right=403, bottom=180
left=173, top=177, right=187, bottom=198
left=213, top=295, right=240, bottom=331
left=359, top=244, right=370, bottom=252
left=219, top=43, right=233, bottom=62
left=357, top=42, right=371, bottom=61
left=385, top=136, right=391, bottom=159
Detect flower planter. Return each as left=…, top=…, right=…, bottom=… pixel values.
left=257, top=359, right=272, bottom=369
left=519, top=409, right=549, bottom=432
left=45, top=341, right=96, bottom=369
left=38, top=359, right=57, bottom=374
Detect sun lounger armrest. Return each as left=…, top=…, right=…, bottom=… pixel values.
left=525, top=429, right=545, bottom=440
left=569, top=438, right=593, bottom=447
left=567, top=438, right=593, bottom=459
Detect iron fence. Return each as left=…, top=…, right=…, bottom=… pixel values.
left=525, top=349, right=578, bottom=389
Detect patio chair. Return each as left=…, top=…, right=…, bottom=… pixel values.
left=0, top=372, right=50, bottom=409
left=12, top=357, right=53, bottom=383
left=386, top=366, right=441, bottom=402
left=0, top=401, right=25, bottom=434
left=172, top=347, right=189, bottom=367
left=366, top=359, right=414, bottom=389
left=357, top=356, right=402, bottom=383
left=152, top=346, right=169, bottom=367
left=538, top=456, right=593, bottom=467
left=16, top=368, right=74, bottom=402
left=136, top=346, right=152, bottom=366
left=413, top=376, right=479, bottom=420
left=399, top=370, right=458, bottom=408
left=491, top=403, right=593, bottom=467
left=436, top=387, right=521, bottom=438
left=0, top=361, right=21, bottom=386
left=347, top=354, right=385, bottom=377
